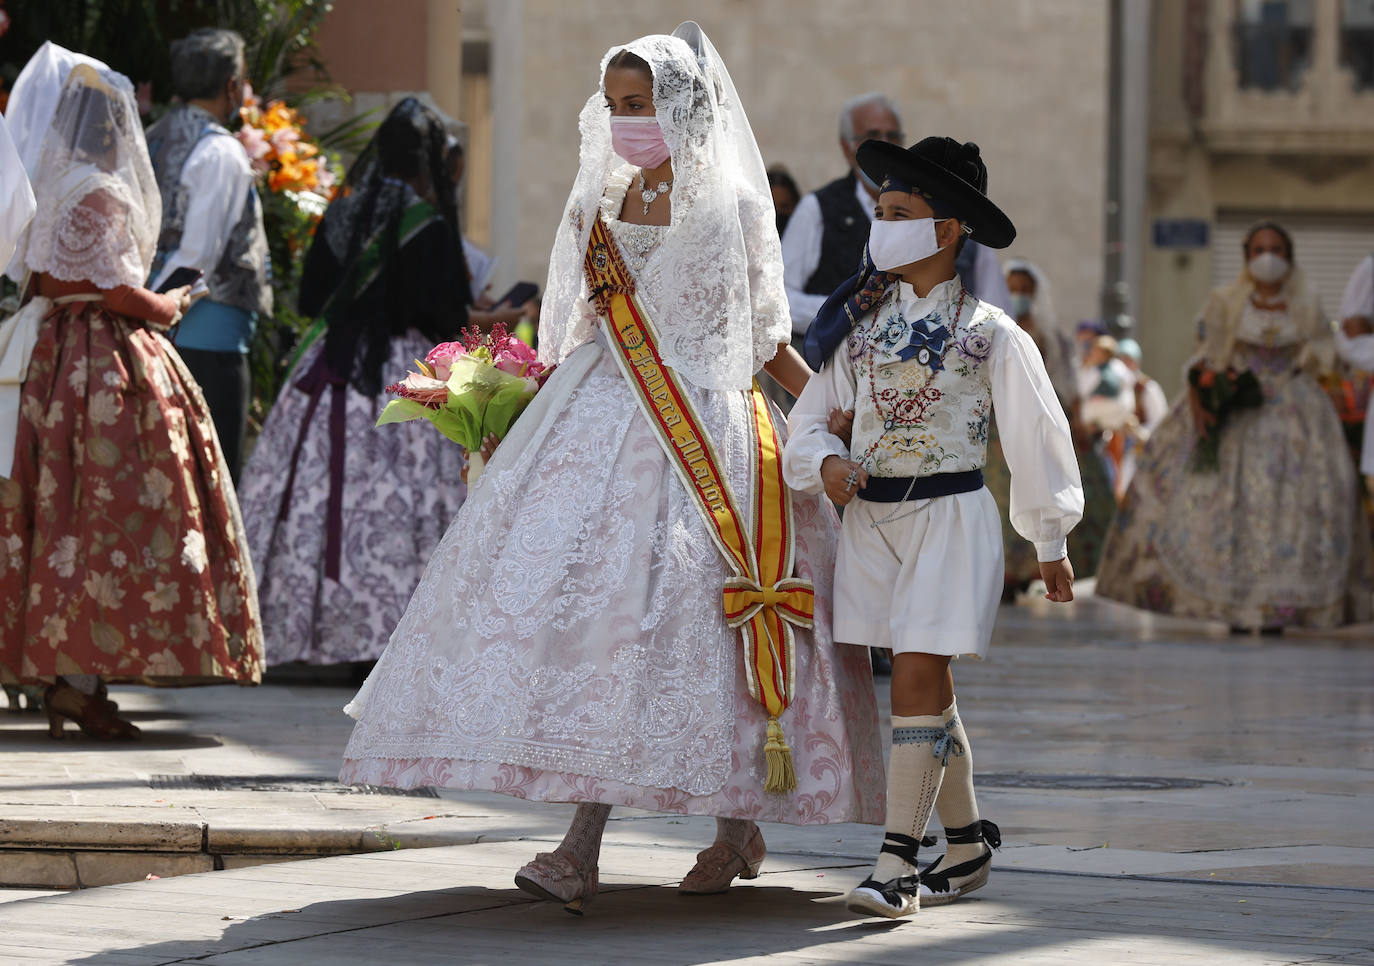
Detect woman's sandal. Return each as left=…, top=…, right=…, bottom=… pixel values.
left=679, top=825, right=766, bottom=895
left=43, top=682, right=141, bottom=741
left=514, top=848, right=599, bottom=915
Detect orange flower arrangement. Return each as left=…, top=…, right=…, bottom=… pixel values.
left=236, top=83, right=338, bottom=200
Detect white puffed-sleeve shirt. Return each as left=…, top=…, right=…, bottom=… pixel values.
left=784, top=277, right=1082, bottom=562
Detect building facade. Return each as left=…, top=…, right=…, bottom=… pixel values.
left=1144, top=0, right=1374, bottom=393
left=462, top=0, right=1110, bottom=332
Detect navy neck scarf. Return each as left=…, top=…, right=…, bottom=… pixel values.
left=801, top=246, right=900, bottom=371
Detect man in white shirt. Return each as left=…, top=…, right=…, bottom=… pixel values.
left=1334, top=253, right=1374, bottom=480
left=781, top=93, right=1010, bottom=342
left=147, top=29, right=271, bottom=482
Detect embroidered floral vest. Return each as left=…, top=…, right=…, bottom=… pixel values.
left=846, top=289, right=998, bottom=477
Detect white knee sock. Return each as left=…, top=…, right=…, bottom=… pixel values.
left=558, top=803, right=611, bottom=869
left=932, top=699, right=986, bottom=865
left=872, top=713, right=946, bottom=883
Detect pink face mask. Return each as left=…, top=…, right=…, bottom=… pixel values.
left=610, top=116, right=671, bottom=168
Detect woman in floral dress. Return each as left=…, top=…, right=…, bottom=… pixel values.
left=1096, top=221, right=1374, bottom=630
left=0, top=64, right=261, bottom=739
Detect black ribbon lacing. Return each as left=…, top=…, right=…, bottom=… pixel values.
left=919, top=819, right=1001, bottom=895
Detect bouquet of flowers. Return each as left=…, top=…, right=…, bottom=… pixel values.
left=1187, top=364, right=1263, bottom=472
left=377, top=324, right=553, bottom=482
left=236, top=84, right=339, bottom=202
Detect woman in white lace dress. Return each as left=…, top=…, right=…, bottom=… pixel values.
left=341, top=24, right=884, bottom=911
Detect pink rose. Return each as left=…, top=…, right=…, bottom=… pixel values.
left=424, top=341, right=466, bottom=381
left=493, top=355, right=527, bottom=376
left=236, top=125, right=271, bottom=174
left=270, top=126, right=300, bottom=155
left=504, top=338, right=538, bottom=364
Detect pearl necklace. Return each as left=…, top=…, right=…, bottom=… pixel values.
left=637, top=170, right=672, bottom=215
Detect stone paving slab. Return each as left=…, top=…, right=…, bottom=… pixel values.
left=1, top=591, right=1371, bottom=901
left=0, top=840, right=1369, bottom=965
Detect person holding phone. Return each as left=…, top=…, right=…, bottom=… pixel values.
left=0, top=64, right=263, bottom=739
left=235, top=99, right=471, bottom=673
left=146, top=29, right=272, bottom=483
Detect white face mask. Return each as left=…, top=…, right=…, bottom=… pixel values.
left=868, top=217, right=953, bottom=272
left=1248, top=252, right=1290, bottom=284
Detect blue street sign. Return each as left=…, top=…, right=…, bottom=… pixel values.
left=1152, top=219, right=1210, bottom=249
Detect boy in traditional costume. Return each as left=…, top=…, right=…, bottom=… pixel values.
left=784, top=137, right=1083, bottom=919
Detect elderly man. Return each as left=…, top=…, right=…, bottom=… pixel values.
left=782, top=93, right=1009, bottom=342
left=146, top=28, right=271, bottom=482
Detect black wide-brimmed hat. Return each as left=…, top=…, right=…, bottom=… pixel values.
left=856, top=136, right=1016, bottom=249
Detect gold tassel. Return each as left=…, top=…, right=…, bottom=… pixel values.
left=763, top=716, right=797, bottom=794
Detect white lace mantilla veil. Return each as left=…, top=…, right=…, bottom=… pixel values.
left=539, top=21, right=790, bottom=391
left=2, top=41, right=115, bottom=281
left=12, top=63, right=161, bottom=291
left=1004, top=257, right=1060, bottom=334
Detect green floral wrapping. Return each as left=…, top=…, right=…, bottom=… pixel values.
left=376, top=352, right=537, bottom=451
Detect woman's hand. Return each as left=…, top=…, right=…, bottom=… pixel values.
left=827, top=408, right=854, bottom=447
left=461, top=434, right=501, bottom=484
left=1187, top=384, right=1216, bottom=438
left=1342, top=316, right=1374, bottom=338
left=1040, top=556, right=1075, bottom=602
left=166, top=285, right=193, bottom=320
left=821, top=454, right=868, bottom=507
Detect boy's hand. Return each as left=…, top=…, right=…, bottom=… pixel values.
left=821, top=455, right=868, bottom=507
left=1040, top=557, right=1075, bottom=602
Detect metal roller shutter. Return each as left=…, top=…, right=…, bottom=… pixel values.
left=1212, top=213, right=1374, bottom=317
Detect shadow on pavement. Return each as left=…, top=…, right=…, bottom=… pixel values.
left=47, top=877, right=1374, bottom=966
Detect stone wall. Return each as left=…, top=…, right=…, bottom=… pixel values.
left=484, top=0, right=1109, bottom=330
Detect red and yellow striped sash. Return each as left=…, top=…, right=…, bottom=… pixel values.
left=584, top=216, right=812, bottom=794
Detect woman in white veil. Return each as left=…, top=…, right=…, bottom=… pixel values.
left=0, top=64, right=262, bottom=738
left=986, top=259, right=1115, bottom=591
left=342, top=23, right=883, bottom=911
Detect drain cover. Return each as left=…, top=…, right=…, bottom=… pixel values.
left=976, top=773, right=1234, bottom=791
left=149, top=775, right=439, bottom=797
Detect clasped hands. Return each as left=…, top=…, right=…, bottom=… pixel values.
left=820, top=407, right=863, bottom=506
left=820, top=406, right=1075, bottom=602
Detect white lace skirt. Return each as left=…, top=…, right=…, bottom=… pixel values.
left=340, top=340, right=885, bottom=824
